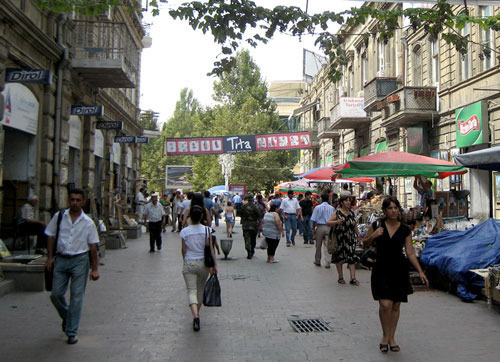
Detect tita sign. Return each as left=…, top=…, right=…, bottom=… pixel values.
left=455, top=101, right=488, bottom=148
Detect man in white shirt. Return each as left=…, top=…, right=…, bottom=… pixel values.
left=143, top=193, right=166, bottom=252
left=279, top=190, right=302, bottom=246
left=135, top=188, right=147, bottom=221
left=311, top=193, right=335, bottom=268
left=45, top=188, right=100, bottom=345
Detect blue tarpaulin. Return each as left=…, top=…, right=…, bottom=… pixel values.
left=420, top=219, right=500, bottom=301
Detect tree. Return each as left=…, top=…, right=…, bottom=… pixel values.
left=37, top=1, right=500, bottom=83
left=139, top=110, right=160, bottom=131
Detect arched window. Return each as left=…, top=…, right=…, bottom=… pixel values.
left=459, top=18, right=472, bottom=81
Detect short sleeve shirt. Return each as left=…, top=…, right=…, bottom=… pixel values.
left=180, top=224, right=209, bottom=260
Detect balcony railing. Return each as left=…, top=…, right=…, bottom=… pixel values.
left=317, top=117, right=340, bottom=139
left=379, top=86, right=438, bottom=128
left=330, top=97, right=370, bottom=129
left=364, top=77, right=399, bottom=112
left=301, top=126, right=319, bottom=148
left=71, top=20, right=139, bottom=88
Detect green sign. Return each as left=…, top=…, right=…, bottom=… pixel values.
left=346, top=152, right=355, bottom=161
left=407, top=126, right=424, bottom=154
left=375, top=140, right=387, bottom=153
left=455, top=101, right=488, bottom=148
left=326, top=155, right=333, bottom=165
left=359, top=146, right=370, bottom=157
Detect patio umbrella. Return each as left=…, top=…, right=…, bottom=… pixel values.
left=275, top=179, right=316, bottom=194
left=207, top=185, right=226, bottom=194
left=454, top=147, right=500, bottom=171
left=337, top=151, right=467, bottom=179
left=300, top=165, right=373, bottom=183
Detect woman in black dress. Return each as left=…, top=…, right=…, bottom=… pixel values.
left=363, top=197, right=429, bottom=353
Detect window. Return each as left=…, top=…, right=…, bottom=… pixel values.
left=459, top=20, right=472, bottom=81
left=378, top=40, right=385, bottom=76
left=361, top=52, right=367, bottom=87
left=480, top=6, right=494, bottom=71
left=430, top=38, right=439, bottom=85
left=413, top=45, right=423, bottom=86
left=349, top=66, right=354, bottom=96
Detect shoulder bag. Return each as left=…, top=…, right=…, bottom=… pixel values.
left=360, top=220, right=380, bottom=268
left=44, top=210, right=65, bottom=291
left=204, top=226, right=215, bottom=268
left=327, top=210, right=339, bottom=254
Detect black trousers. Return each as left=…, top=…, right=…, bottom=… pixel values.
left=149, top=221, right=162, bottom=251
left=19, top=221, right=48, bottom=249
left=266, top=237, right=280, bottom=257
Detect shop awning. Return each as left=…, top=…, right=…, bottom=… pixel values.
left=292, top=100, right=320, bottom=117
left=454, top=147, right=500, bottom=171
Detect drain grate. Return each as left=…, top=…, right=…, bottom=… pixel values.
left=288, top=318, right=332, bottom=333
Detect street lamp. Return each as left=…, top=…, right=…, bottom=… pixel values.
left=218, top=154, right=235, bottom=191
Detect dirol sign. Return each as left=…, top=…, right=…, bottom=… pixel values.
left=455, top=101, right=488, bottom=148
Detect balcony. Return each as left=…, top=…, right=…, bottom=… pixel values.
left=363, top=77, right=399, bottom=112
left=71, top=20, right=139, bottom=88
left=317, top=117, right=340, bottom=139
left=302, top=127, right=319, bottom=148
left=330, top=97, right=370, bottom=129
left=379, top=86, right=438, bottom=128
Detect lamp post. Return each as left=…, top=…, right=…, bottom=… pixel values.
left=218, top=154, right=235, bottom=191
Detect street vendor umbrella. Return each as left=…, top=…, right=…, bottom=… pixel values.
left=337, top=151, right=467, bottom=179
left=207, top=185, right=226, bottom=194
left=454, top=146, right=500, bottom=171
left=275, top=179, right=316, bottom=194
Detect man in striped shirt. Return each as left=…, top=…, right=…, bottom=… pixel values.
left=310, top=193, right=335, bottom=268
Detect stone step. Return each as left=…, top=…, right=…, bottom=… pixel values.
left=0, top=279, right=15, bottom=297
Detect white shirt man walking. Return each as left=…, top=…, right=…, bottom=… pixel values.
left=311, top=193, right=335, bottom=268
left=45, top=188, right=100, bottom=345
left=279, top=190, right=302, bottom=246
left=143, top=193, right=166, bottom=252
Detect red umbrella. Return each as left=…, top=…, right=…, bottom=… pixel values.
left=301, top=165, right=373, bottom=183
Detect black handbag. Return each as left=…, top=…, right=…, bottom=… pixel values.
left=204, top=227, right=215, bottom=268
left=44, top=210, right=65, bottom=292
left=203, top=274, right=222, bottom=307
left=360, top=220, right=380, bottom=268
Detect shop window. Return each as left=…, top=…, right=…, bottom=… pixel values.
left=480, top=6, right=494, bottom=71
left=459, top=19, right=472, bottom=81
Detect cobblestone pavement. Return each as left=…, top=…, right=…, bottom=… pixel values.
left=1, top=220, right=500, bottom=362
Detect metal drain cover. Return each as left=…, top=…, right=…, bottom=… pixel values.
left=288, top=318, right=332, bottom=333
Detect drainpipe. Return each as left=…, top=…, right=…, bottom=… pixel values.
left=52, top=14, right=68, bottom=213
left=401, top=35, right=408, bottom=87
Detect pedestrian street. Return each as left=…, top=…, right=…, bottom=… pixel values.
left=1, top=220, right=500, bottom=362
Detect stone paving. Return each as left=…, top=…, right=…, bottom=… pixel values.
left=1, top=220, right=500, bottom=362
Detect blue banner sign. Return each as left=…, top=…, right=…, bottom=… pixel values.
left=136, top=137, right=149, bottom=143
left=96, top=120, right=123, bottom=130
left=71, top=105, right=103, bottom=116
left=114, top=136, right=136, bottom=143
left=6, top=68, right=52, bottom=84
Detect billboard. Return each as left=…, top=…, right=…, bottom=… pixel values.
left=165, top=165, right=193, bottom=189
left=455, top=101, right=489, bottom=148
left=165, top=131, right=311, bottom=156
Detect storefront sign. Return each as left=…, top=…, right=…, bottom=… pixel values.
left=114, top=136, right=135, bottom=143
left=94, top=130, right=104, bottom=158
left=455, top=101, right=489, bottom=148
left=135, top=137, right=149, bottom=143
left=5, top=68, right=52, bottom=84
left=165, top=131, right=311, bottom=156
left=1, top=83, right=39, bottom=135
left=68, top=116, right=81, bottom=149
left=407, top=126, right=424, bottom=154
left=96, top=120, right=122, bottom=130
left=375, top=140, right=387, bottom=153
left=71, top=105, right=103, bottom=116
left=337, top=97, right=366, bottom=119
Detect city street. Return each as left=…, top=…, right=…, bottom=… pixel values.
left=1, top=220, right=500, bottom=362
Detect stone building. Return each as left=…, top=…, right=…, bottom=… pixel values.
left=0, top=1, right=147, bottom=240
left=297, top=1, right=500, bottom=218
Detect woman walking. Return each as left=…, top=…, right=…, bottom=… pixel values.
left=363, top=197, right=429, bottom=352
left=262, top=204, right=285, bottom=263
left=328, top=195, right=360, bottom=285
left=224, top=201, right=235, bottom=237
left=180, top=205, right=217, bottom=331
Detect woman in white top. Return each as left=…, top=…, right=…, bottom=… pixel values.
left=180, top=205, right=217, bottom=331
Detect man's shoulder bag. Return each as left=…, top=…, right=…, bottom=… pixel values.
left=44, top=210, right=65, bottom=292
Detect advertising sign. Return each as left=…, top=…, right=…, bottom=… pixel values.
left=1, top=83, right=39, bottom=135
left=455, top=101, right=488, bottom=148
left=96, top=120, right=122, bottom=130
left=136, top=137, right=149, bottom=144
left=71, top=105, right=103, bottom=116
left=229, top=184, right=246, bottom=196
left=375, top=140, right=387, bottom=153
left=165, top=165, right=194, bottom=189
left=165, top=131, right=311, bottom=156
left=6, top=68, right=52, bottom=84
left=338, top=97, right=367, bottom=118
left=114, top=136, right=135, bottom=143
left=407, top=126, right=424, bottom=154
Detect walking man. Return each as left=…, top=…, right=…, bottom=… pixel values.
left=45, top=188, right=100, bottom=345
left=135, top=187, right=147, bottom=222
left=143, top=193, right=166, bottom=252
left=311, top=193, right=335, bottom=268
left=280, top=190, right=302, bottom=247
left=232, top=193, right=242, bottom=216
left=299, top=191, right=314, bottom=244
left=239, top=194, right=262, bottom=259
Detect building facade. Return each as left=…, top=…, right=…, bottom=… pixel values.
left=0, top=1, right=147, bottom=240
left=297, top=1, right=500, bottom=218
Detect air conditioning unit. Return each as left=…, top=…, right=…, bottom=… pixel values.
left=96, top=7, right=112, bottom=21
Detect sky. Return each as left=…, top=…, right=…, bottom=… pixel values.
left=139, top=1, right=360, bottom=124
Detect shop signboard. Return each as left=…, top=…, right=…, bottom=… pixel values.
left=5, top=68, right=52, bottom=84
left=71, top=105, right=103, bottom=116
left=455, top=101, right=489, bottom=148
left=1, top=83, right=39, bottom=135
left=338, top=97, right=366, bottom=118
left=229, top=184, right=246, bottom=196
left=114, top=136, right=135, bottom=143
left=136, top=137, right=149, bottom=143
left=165, top=131, right=311, bottom=156
left=375, top=140, right=387, bottom=153
left=407, top=126, right=424, bottom=154
left=96, top=120, right=122, bottom=130
left=165, top=165, right=194, bottom=189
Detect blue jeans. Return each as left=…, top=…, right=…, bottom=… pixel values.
left=284, top=213, right=298, bottom=244
left=302, top=216, right=313, bottom=243
left=297, top=216, right=304, bottom=234
left=50, top=253, right=89, bottom=337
